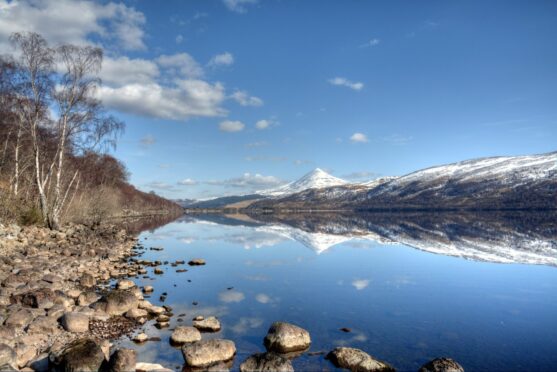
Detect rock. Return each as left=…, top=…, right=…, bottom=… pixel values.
left=263, top=322, right=311, bottom=353
left=419, top=358, right=464, bottom=372
left=0, top=344, right=17, bottom=370
left=125, top=308, right=148, bottom=319
left=60, top=312, right=90, bottom=333
left=240, top=352, right=294, bottom=372
left=0, top=326, right=16, bottom=340
left=78, top=291, right=100, bottom=306
left=117, top=279, right=135, bottom=290
left=41, top=274, right=61, bottom=284
left=4, top=308, right=35, bottom=328
left=148, top=305, right=165, bottom=315
left=16, top=343, right=38, bottom=369
left=188, top=258, right=206, bottom=266
left=28, top=353, right=49, bottom=372
left=50, top=338, right=105, bottom=372
left=143, top=285, right=154, bottom=293
left=135, top=362, right=173, bottom=372
left=154, top=268, right=163, bottom=275
left=193, top=316, right=221, bottom=332
left=11, top=288, right=54, bottom=308
left=170, top=326, right=201, bottom=345
left=80, top=273, right=96, bottom=288
left=133, top=333, right=148, bottom=343
left=27, top=316, right=60, bottom=334
left=326, top=347, right=394, bottom=372
left=104, top=290, right=138, bottom=316
left=182, top=339, right=236, bottom=368
left=106, top=348, right=136, bottom=372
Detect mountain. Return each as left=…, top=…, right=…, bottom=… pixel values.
left=259, top=168, right=347, bottom=197
left=249, top=151, right=557, bottom=211
left=184, top=194, right=263, bottom=209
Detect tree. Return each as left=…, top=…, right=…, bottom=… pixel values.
left=9, top=32, right=124, bottom=229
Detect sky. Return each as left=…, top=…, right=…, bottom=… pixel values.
left=1, top=0, right=556, bottom=199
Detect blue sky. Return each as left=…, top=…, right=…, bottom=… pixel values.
left=1, top=0, right=556, bottom=199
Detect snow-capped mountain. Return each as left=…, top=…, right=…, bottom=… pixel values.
left=250, top=151, right=557, bottom=210
left=259, top=168, right=347, bottom=197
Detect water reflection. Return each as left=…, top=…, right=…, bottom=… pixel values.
left=187, top=211, right=557, bottom=266
left=116, top=212, right=557, bottom=371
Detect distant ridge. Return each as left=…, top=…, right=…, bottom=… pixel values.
left=249, top=151, right=557, bottom=211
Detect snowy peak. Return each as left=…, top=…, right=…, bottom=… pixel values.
left=260, top=168, right=347, bottom=197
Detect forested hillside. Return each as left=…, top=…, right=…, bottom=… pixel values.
left=0, top=32, right=181, bottom=228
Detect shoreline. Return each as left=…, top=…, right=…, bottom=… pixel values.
left=0, top=222, right=159, bottom=371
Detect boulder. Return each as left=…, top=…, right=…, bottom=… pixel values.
left=50, top=338, right=105, bottom=372
left=0, top=344, right=17, bottom=370
left=263, top=322, right=311, bottom=353
left=240, top=352, right=294, bottom=372
left=78, top=292, right=100, bottom=306
left=60, top=312, right=90, bottom=333
left=419, top=358, right=464, bottom=372
left=193, top=316, right=221, bottom=332
left=133, top=333, right=148, bottom=343
left=181, top=339, right=236, bottom=368
left=4, top=308, right=35, bottom=328
left=326, top=347, right=394, bottom=372
left=116, top=280, right=135, bottom=290
left=125, top=308, right=148, bottom=319
left=27, top=316, right=60, bottom=334
left=105, top=348, right=136, bottom=372
left=11, top=288, right=54, bottom=308
left=104, top=290, right=138, bottom=316
left=188, top=258, right=206, bottom=266
left=80, top=273, right=95, bottom=288
left=170, top=326, right=201, bottom=345
left=135, top=362, right=173, bottom=372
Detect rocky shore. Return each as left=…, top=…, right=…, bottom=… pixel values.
left=0, top=223, right=465, bottom=372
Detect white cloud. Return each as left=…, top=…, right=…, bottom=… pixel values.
left=222, top=0, right=258, bottom=13
left=175, top=34, right=184, bottom=44
left=140, top=134, right=156, bottom=147
left=230, top=317, right=264, bottom=334
left=350, top=133, right=369, bottom=143
left=245, top=141, right=268, bottom=148
left=97, top=80, right=227, bottom=121
left=218, top=290, right=245, bottom=303
left=100, top=56, right=159, bottom=86
left=207, top=173, right=283, bottom=188
left=360, top=38, right=380, bottom=48
left=219, top=120, right=245, bottom=132
left=156, top=53, right=204, bottom=79
left=0, top=0, right=146, bottom=52
left=230, top=90, right=263, bottom=107
left=328, top=77, right=364, bottom=91
left=255, top=119, right=274, bottom=130
left=177, top=178, right=198, bottom=186
left=145, top=181, right=174, bottom=191
left=209, top=52, right=234, bottom=67
left=351, top=279, right=370, bottom=290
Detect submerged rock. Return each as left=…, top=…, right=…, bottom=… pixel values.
left=188, top=258, right=206, bottom=266
left=264, top=322, right=311, bottom=353
left=326, top=347, right=394, bottom=372
left=170, top=326, right=201, bottom=345
left=240, top=352, right=294, bottom=372
left=181, top=339, right=236, bottom=368
left=193, top=316, right=221, bottom=332
left=419, top=358, right=464, bottom=372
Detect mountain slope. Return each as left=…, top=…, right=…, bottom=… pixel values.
left=250, top=151, right=557, bottom=211
left=259, top=168, right=347, bottom=197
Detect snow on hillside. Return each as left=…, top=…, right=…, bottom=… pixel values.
left=259, top=168, right=348, bottom=197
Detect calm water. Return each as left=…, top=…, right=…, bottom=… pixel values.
left=116, top=212, right=557, bottom=371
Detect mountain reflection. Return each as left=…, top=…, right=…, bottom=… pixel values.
left=182, top=212, right=557, bottom=266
